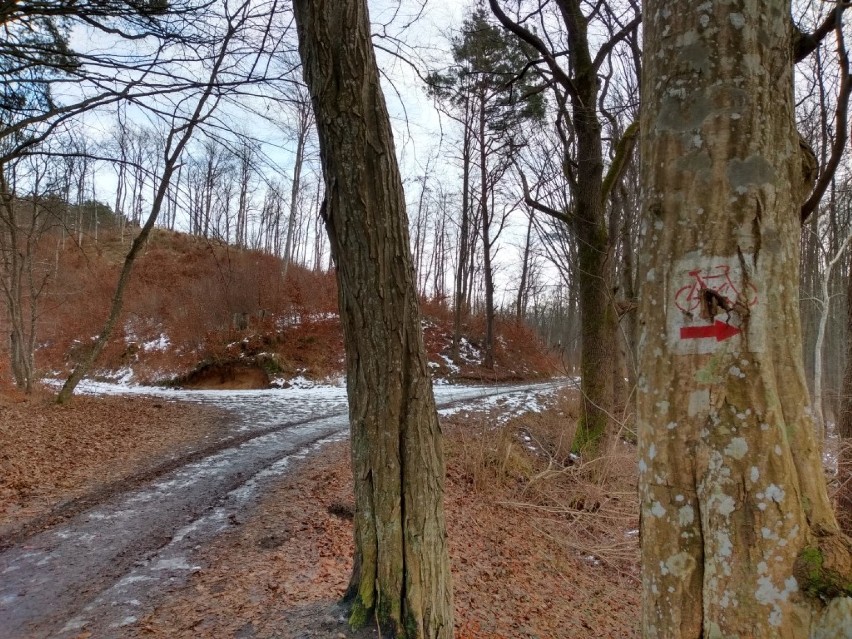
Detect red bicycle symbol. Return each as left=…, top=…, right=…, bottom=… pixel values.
left=674, top=265, right=758, bottom=313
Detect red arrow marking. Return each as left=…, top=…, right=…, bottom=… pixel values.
left=680, top=320, right=741, bottom=342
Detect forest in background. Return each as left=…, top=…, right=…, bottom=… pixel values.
left=0, top=208, right=558, bottom=387
left=2, top=1, right=850, bottom=426
left=4, top=0, right=852, bottom=635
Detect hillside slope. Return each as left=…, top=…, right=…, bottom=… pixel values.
left=9, top=228, right=558, bottom=389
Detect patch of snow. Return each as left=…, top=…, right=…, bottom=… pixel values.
left=113, top=616, right=138, bottom=628
left=437, top=385, right=560, bottom=427
left=457, top=337, right=483, bottom=365
left=437, top=353, right=460, bottom=374
left=276, top=311, right=339, bottom=329
left=150, top=558, right=196, bottom=571
left=60, top=618, right=88, bottom=633
left=141, top=334, right=170, bottom=352
left=270, top=374, right=332, bottom=390
left=109, top=368, right=134, bottom=385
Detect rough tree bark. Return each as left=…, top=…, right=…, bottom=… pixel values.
left=292, top=1, right=453, bottom=637
left=490, top=0, right=629, bottom=456
left=638, top=1, right=852, bottom=636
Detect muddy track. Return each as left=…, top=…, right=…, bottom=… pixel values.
left=0, top=412, right=350, bottom=638
left=0, top=411, right=343, bottom=553
left=1, top=380, right=569, bottom=554
left=0, top=381, right=566, bottom=639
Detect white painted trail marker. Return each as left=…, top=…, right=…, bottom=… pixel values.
left=667, top=254, right=763, bottom=355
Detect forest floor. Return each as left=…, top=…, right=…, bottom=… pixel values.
left=0, top=388, right=230, bottom=542
left=0, top=385, right=641, bottom=638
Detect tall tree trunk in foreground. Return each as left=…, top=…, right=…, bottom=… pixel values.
left=292, top=2, right=453, bottom=637
left=638, top=2, right=852, bottom=636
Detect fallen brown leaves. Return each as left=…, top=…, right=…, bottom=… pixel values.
left=35, top=227, right=558, bottom=388
left=0, top=387, right=228, bottom=534
left=130, top=458, right=357, bottom=637
left=127, top=389, right=640, bottom=639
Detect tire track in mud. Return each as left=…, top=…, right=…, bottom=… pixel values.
left=0, top=411, right=345, bottom=553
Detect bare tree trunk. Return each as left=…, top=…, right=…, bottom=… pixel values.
left=639, top=2, right=852, bottom=636
left=293, top=1, right=453, bottom=636
left=57, top=6, right=243, bottom=403
left=478, top=96, right=496, bottom=370
left=516, top=210, right=534, bottom=322
left=569, top=69, right=616, bottom=454
left=489, top=0, right=619, bottom=456
left=166, top=163, right=180, bottom=231
left=235, top=139, right=256, bottom=247
left=412, top=174, right=427, bottom=296
left=452, top=99, right=473, bottom=363
left=465, top=204, right=481, bottom=321
left=432, top=194, right=448, bottom=300
left=838, top=248, right=852, bottom=534
left=74, top=153, right=86, bottom=248
left=2, top=199, right=28, bottom=389
left=814, top=235, right=852, bottom=438
left=1, top=165, right=43, bottom=393
left=283, top=104, right=309, bottom=279
left=114, top=123, right=128, bottom=242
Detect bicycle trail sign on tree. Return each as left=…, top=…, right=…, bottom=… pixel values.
left=665, top=253, right=763, bottom=356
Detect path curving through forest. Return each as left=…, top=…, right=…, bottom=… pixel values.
left=0, top=380, right=569, bottom=639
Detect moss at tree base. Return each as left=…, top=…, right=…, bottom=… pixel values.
left=347, top=596, right=371, bottom=631
left=795, top=543, right=852, bottom=600
left=571, top=414, right=606, bottom=457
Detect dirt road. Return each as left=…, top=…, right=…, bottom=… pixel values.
left=0, top=381, right=566, bottom=638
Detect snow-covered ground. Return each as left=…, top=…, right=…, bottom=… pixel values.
left=58, top=378, right=573, bottom=433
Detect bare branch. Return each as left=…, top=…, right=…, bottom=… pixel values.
left=516, top=165, right=572, bottom=226
left=801, top=17, right=851, bottom=222
left=795, top=3, right=851, bottom=63
left=593, top=14, right=642, bottom=72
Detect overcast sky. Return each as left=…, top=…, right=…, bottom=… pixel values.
left=61, top=0, right=538, bottom=302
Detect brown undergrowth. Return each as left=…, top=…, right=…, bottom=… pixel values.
left=448, top=391, right=640, bottom=578
left=129, top=388, right=641, bottom=638
left=9, top=227, right=558, bottom=388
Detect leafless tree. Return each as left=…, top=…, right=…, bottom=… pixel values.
left=57, top=0, right=283, bottom=402
left=293, top=0, right=453, bottom=634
